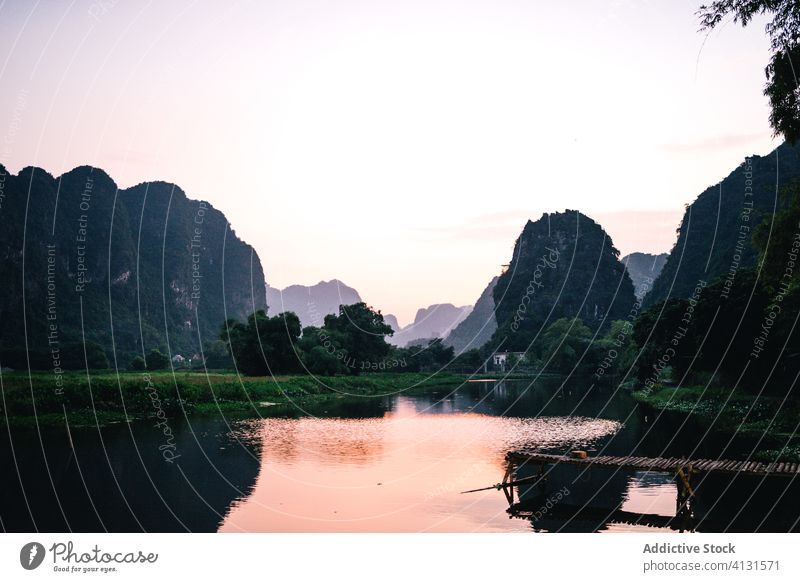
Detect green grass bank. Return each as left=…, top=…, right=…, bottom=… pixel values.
left=632, top=384, right=800, bottom=462
left=0, top=371, right=467, bottom=428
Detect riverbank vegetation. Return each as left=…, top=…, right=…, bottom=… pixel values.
left=0, top=371, right=466, bottom=428
left=632, top=384, right=800, bottom=462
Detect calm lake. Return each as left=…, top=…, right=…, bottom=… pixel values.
left=2, top=378, right=797, bottom=532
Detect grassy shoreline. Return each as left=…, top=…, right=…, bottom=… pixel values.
left=0, top=371, right=468, bottom=428
left=632, top=384, right=800, bottom=462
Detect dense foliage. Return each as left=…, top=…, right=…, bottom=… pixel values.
left=221, top=310, right=303, bottom=375
left=699, top=0, right=800, bottom=143
left=636, top=0, right=800, bottom=399
left=222, top=303, right=402, bottom=376
left=634, top=268, right=799, bottom=398
left=218, top=302, right=467, bottom=376
left=0, top=370, right=465, bottom=427
left=508, top=317, right=636, bottom=377
left=144, top=348, right=171, bottom=371
left=635, top=178, right=800, bottom=399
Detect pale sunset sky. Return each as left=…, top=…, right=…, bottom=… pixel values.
left=0, top=0, right=780, bottom=325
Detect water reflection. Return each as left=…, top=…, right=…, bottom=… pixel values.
left=221, top=379, right=800, bottom=532
left=0, top=417, right=261, bottom=532
left=2, top=377, right=798, bottom=532
left=220, top=396, right=619, bottom=532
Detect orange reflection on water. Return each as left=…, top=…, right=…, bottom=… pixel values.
left=219, top=398, right=621, bottom=532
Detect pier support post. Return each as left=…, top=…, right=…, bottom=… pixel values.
left=675, top=465, right=697, bottom=526
left=501, top=463, right=515, bottom=505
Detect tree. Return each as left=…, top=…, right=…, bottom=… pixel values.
left=699, top=0, right=800, bottom=143
left=220, top=310, right=303, bottom=375
left=317, top=303, right=394, bottom=375
left=633, top=299, right=697, bottom=385
left=145, top=348, right=170, bottom=371
left=297, top=326, right=348, bottom=375
left=753, top=180, right=800, bottom=290
left=593, top=319, right=638, bottom=378
left=202, top=340, right=233, bottom=369
left=129, top=356, right=146, bottom=371
left=304, top=345, right=348, bottom=375
left=404, top=338, right=455, bottom=372
left=0, top=347, right=48, bottom=370
left=535, top=318, right=593, bottom=373
left=60, top=341, right=110, bottom=370
left=691, top=271, right=769, bottom=386
left=448, top=348, right=485, bottom=373
left=765, top=44, right=800, bottom=143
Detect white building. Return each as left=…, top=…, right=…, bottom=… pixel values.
left=492, top=351, right=526, bottom=372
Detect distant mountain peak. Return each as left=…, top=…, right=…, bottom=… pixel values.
left=265, top=279, right=362, bottom=327
left=444, top=276, right=499, bottom=354
left=622, top=252, right=668, bottom=299
left=491, top=210, right=635, bottom=350
left=387, top=303, right=472, bottom=347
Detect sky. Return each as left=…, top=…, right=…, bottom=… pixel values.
left=0, top=0, right=781, bottom=325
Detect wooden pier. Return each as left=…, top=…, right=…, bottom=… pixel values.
left=506, top=451, right=800, bottom=477
left=454, top=450, right=800, bottom=530
left=498, top=450, right=800, bottom=526
left=506, top=503, right=697, bottom=531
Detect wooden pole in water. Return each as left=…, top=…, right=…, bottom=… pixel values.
left=460, top=474, right=545, bottom=494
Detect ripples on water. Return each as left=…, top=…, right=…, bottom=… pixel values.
left=240, top=412, right=620, bottom=464
left=220, top=398, right=623, bottom=532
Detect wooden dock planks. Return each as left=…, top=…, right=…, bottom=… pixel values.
left=506, top=450, right=800, bottom=477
